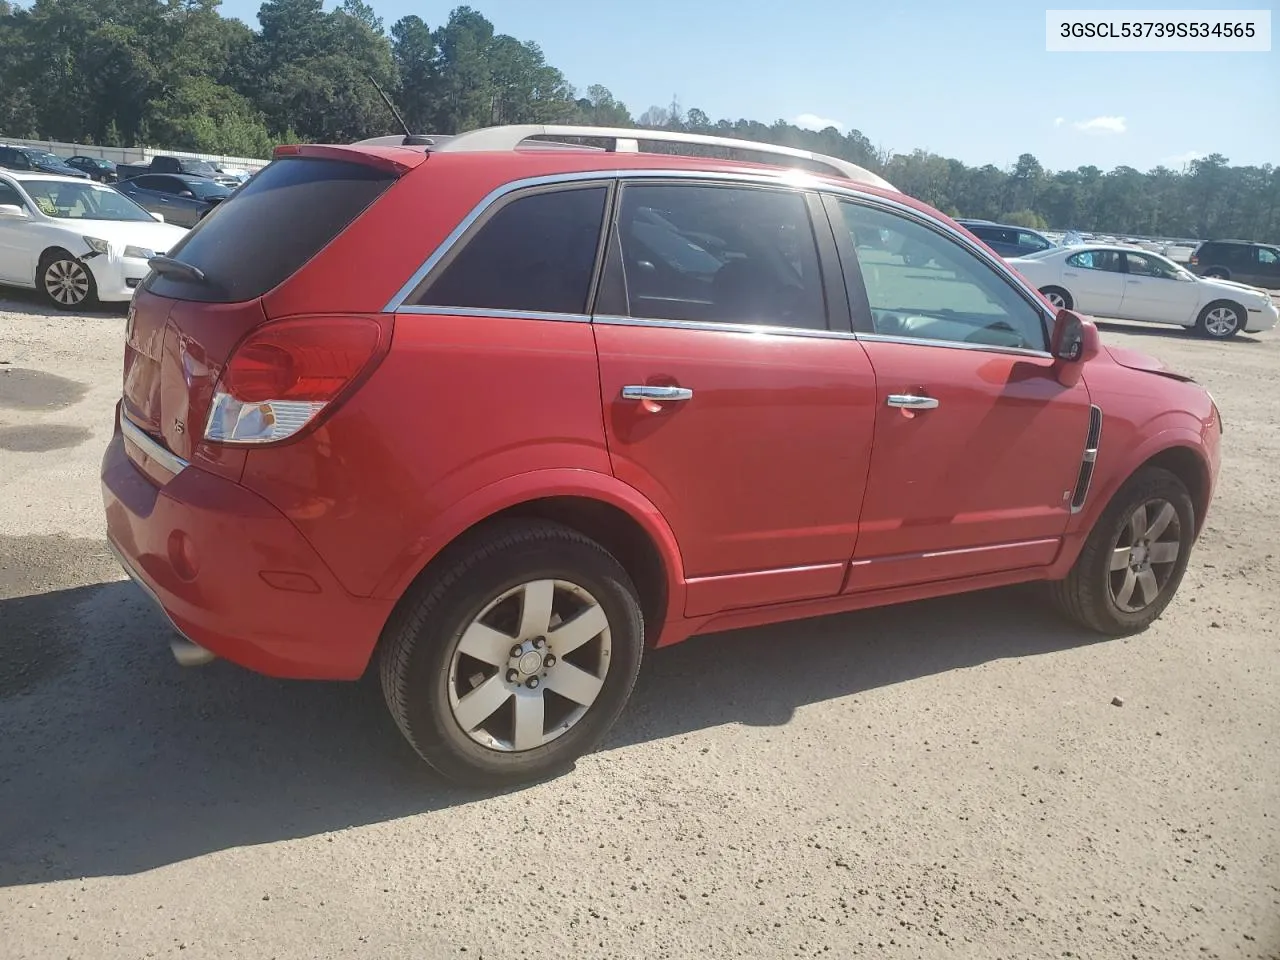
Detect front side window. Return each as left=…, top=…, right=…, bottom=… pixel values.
left=838, top=201, right=1047, bottom=351
left=0, top=180, right=25, bottom=208
left=1124, top=252, right=1181, bottom=279
left=1066, top=249, right=1122, bottom=272
left=601, top=182, right=826, bottom=330
left=1017, top=231, right=1051, bottom=252
left=1256, top=247, right=1278, bottom=266
left=416, top=186, right=607, bottom=315
left=20, top=180, right=153, bottom=221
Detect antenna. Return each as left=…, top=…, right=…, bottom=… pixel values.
left=366, top=74, right=432, bottom=146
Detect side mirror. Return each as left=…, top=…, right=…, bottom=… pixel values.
left=150, top=211, right=165, bottom=223
left=1050, top=308, right=1101, bottom=386
left=0, top=204, right=28, bottom=219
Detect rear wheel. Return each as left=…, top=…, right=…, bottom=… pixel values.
left=1195, top=301, right=1243, bottom=339
left=1040, top=286, right=1072, bottom=310
left=1048, top=467, right=1195, bottom=635
left=379, top=520, right=644, bottom=786
left=38, top=251, right=98, bottom=310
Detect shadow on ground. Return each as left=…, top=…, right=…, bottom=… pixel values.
left=0, top=288, right=128, bottom=318
left=0, top=563, right=1109, bottom=887
left=1093, top=319, right=1263, bottom=344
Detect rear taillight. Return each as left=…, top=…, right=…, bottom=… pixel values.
left=1189, top=254, right=1198, bottom=265
left=205, top=317, right=385, bottom=444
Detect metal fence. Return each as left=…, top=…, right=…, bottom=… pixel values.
left=0, top=135, right=269, bottom=172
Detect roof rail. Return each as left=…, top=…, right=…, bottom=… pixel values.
left=432, top=124, right=898, bottom=192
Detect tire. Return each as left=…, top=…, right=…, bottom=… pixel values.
left=38, top=250, right=98, bottom=310
left=1048, top=467, right=1195, bottom=636
left=1202, top=267, right=1229, bottom=280
left=1040, top=286, right=1073, bottom=310
left=379, top=520, right=644, bottom=786
left=1195, top=300, right=1244, bottom=339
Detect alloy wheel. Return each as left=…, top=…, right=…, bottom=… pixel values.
left=1108, top=498, right=1183, bottom=613
left=1044, top=290, right=1067, bottom=308
left=1204, top=306, right=1239, bottom=337
left=447, top=578, right=612, bottom=752
left=44, top=258, right=91, bottom=306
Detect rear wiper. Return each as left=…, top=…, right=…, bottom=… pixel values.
left=148, top=256, right=207, bottom=284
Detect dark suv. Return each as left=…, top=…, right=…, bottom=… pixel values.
left=955, top=219, right=1055, bottom=258
left=1188, top=240, right=1280, bottom=290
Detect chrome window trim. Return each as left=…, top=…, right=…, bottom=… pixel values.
left=397, top=305, right=592, bottom=323
left=593, top=314, right=861, bottom=341
left=383, top=167, right=1059, bottom=333
left=857, top=332, right=1053, bottom=359
left=120, top=407, right=189, bottom=476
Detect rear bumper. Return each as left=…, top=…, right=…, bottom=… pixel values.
left=101, top=422, right=393, bottom=679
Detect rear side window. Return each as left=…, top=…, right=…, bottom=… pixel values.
left=145, top=157, right=397, bottom=303
left=414, top=186, right=607, bottom=315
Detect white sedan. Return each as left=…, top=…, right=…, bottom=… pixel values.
left=0, top=171, right=188, bottom=309
left=1008, top=244, right=1278, bottom=339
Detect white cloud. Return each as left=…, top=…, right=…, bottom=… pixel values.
left=1053, top=117, right=1065, bottom=127
left=1163, top=150, right=1205, bottom=167
left=1072, top=115, right=1127, bottom=135
left=794, top=113, right=845, bottom=132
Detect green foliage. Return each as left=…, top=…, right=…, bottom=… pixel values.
left=1004, top=209, right=1048, bottom=229
left=0, top=0, right=1275, bottom=240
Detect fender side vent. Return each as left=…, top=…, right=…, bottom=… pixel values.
left=1070, top=405, right=1103, bottom=512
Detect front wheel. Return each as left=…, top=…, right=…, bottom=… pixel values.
left=1195, top=301, right=1243, bottom=339
left=39, top=251, right=98, bottom=310
left=379, top=520, right=644, bottom=786
left=1048, top=467, right=1195, bottom=635
left=1040, top=286, right=1073, bottom=310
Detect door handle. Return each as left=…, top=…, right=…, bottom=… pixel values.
left=886, top=394, right=939, bottom=410
left=621, top=385, right=693, bottom=402
left=1127, top=279, right=1141, bottom=284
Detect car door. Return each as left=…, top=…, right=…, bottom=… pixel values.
left=152, top=176, right=203, bottom=226
left=828, top=197, right=1093, bottom=591
left=592, top=179, right=879, bottom=617
left=1119, top=251, right=1198, bottom=324
left=118, top=176, right=162, bottom=216
left=1061, top=248, right=1127, bottom=316
left=0, top=178, right=35, bottom=283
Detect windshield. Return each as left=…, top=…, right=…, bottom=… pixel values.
left=189, top=180, right=232, bottom=200
left=183, top=160, right=218, bottom=176
left=27, top=151, right=68, bottom=167
left=22, top=180, right=155, bottom=221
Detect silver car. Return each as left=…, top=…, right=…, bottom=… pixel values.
left=115, top=174, right=233, bottom=227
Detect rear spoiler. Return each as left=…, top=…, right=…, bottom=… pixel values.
left=271, top=143, right=427, bottom=174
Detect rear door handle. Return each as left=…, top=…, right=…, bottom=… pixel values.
left=886, top=394, right=939, bottom=410
left=621, top=385, right=693, bottom=402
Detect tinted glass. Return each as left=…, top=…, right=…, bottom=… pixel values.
left=145, top=157, right=396, bottom=304
left=187, top=179, right=231, bottom=200
left=417, top=187, right=606, bottom=314
left=0, top=181, right=24, bottom=206
left=130, top=176, right=163, bottom=191
left=839, top=201, right=1047, bottom=350
left=604, top=183, right=826, bottom=330
left=1066, top=250, right=1122, bottom=272
left=1124, top=252, right=1180, bottom=279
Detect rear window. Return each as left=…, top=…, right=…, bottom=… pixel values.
left=144, top=156, right=396, bottom=303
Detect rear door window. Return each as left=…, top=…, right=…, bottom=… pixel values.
left=144, top=156, right=397, bottom=303
left=597, top=182, right=827, bottom=330
left=414, top=185, right=607, bottom=315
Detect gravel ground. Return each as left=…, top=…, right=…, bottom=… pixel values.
left=1, top=289, right=1277, bottom=960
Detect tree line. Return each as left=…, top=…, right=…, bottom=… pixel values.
left=1, top=0, right=1276, bottom=242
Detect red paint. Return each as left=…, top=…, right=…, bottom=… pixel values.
left=102, top=144, right=1222, bottom=682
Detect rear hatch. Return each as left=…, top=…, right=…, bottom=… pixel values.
left=120, top=151, right=408, bottom=480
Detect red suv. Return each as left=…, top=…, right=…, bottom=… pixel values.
left=102, top=125, right=1221, bottom=785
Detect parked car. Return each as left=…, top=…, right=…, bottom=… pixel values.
left=0, top=171, right=186, bottom=308
left=104, top=125, right=1222, bottom=786
left=1008, top=244, right=1277, bottom=338
left=115, top=173, right=233, bottom=227
left=64, top=156, right=119, bottom=183
left=1188, top=239, right=1280, bottom=290
left=0, top=145, right=90, bottom=179
left=117, top=155, right=243, bottom=187
left=955, top=219, right=1055, bottom=257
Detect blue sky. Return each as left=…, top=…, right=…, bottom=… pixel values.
left=219, top=0, right=1279, bottom=172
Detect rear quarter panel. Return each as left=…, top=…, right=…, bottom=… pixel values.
left=238, top=313, right=614, bottom=599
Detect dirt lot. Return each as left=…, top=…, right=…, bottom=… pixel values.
left=1, top=290, right=1277, bottom=960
